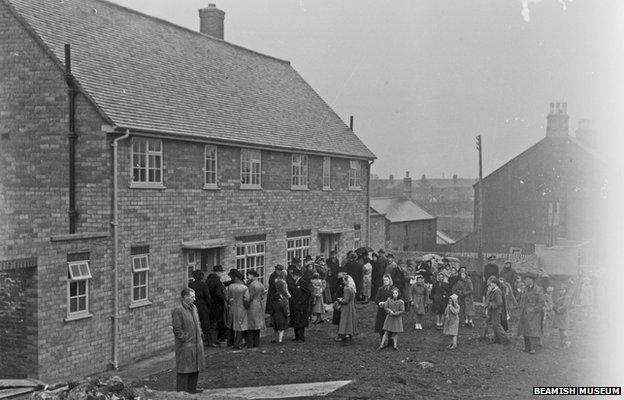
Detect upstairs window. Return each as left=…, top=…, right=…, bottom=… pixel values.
left=349, top=160, right=361, bottom=190
left=322, top=157, right=331, bottom=190
left=291, top=154, right=308, bottom=189
left=241, top=149, right=261, bottom=189
left=204, top=145, right=218, bottom=188
left=132, top=138, right=163, bottom=186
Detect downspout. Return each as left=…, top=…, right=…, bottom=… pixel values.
left=64, top=44, right=78, bottom=233
left=111, top=129, right=130, bottom=370
left=367, top=159, right=374, bottom=248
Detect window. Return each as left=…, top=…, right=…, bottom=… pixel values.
left=348, top=160, right=361, bottom=190
left=236, top=242, right=266, bottom=285
left=322, top=157, right=331, bottom=190
left=291, top=154, right=308, bottom=189
left=287, top=235, right=311, bottom=264
left=241, top=149, right=261, bottom=188
left=186, top=251, right=200, bottom=281
left=132, top=138, right=163, bottom=185
left=353, top=224, right=361, bottom=249
left=131, top=254, right=150, bottom=304
left=204, top=145, right=218, bottom=188
left=67, top=261, right=92, bottom=319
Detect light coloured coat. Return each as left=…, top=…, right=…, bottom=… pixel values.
left=246, top=280, right=266, bottom=330
left=517, top=284, right=545, bottom=337
left=227, top=282, right=250, bottom=331
left=338, top=285, right=357, bottom=335
left=172, top=301, right=205, bottom=373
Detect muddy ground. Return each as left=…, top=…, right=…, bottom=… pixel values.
left=136, top=303, right=618, bottom=399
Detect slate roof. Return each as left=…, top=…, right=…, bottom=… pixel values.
left=5, top=0, right=375, bottom=159
left=370, top=197, right=436, bottom=223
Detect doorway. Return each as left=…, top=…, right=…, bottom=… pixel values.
left=319, top=234, right=339, bottom=258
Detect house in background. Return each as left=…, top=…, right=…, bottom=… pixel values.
left=0, top=0, right=374, bottom=380
left=370, top=172, right=475, bottom=240
left=452, top=102, right=610, bottom=256
left=370, top=197, right=437, bottom=252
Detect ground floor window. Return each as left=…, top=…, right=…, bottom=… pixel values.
left=354, top=224, right=361, bottom=249
left=287, top=235, right=310, bottom=264
left=186, top=250, right=201, bottom=281
left=67, top=260, right=91, bottom=318
left=236, top=242, right=266, bottom=285
left=131, top=254, right=150, bottom=303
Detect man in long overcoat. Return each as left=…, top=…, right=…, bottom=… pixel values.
left=188, top=270, right=212, bottom=346
left=288, top=267, right=312, bottom=342
left=205, top=265, right=227, bottom=345
left=227, top=269, right=250, bottom=349
left=517, top=273, right=545, bottom=354
left=246, top=269, right=265, bottom=348
left=172, top=288, right=205, bottom=393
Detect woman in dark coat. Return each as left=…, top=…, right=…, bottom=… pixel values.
left=374, top=274, right=397, bottom=340
left=188, top=270, right=211, bottom=346
left=205, top=265, right=227, bottom=345
left=265, top=264, right=284, bottom=315
left=431, top=272, right=451, bottom=330
left=332, top=274, right=345, bottom=325
left=370, top=253, right=384, bottom=299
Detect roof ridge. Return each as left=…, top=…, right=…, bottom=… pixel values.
left=93, top=0, right=291, bottom=65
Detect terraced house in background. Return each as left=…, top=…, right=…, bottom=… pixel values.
left=0, top=0, right=375, bottom=381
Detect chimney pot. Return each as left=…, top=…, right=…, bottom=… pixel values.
left=199, top=4, right=225, bottom=39
left=546, top=100, right=569, bottom=138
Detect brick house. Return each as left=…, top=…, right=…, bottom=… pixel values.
left=0, top=0, right=374, bottom=381
left=452, top=102, right=609, bottom=253
left=369, top=197, right=437, bottom=252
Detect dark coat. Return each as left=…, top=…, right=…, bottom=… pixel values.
left=430, top=281, right=451, bottom=315
left=370, top=259, right=384, bottom=299
left=289, top=277, right=312, bottom=329
left=270, top=294, right=290, bottom=331
left=374, top=285, right=397, bottom=332
left=172, top=301, right=205, bottom=373
left=206, top=273, right=226, bottom=330
left=500, top=266, right=517, bottom=286
left=391, top=267, right=405, bottom=297
left=188, top=279, right=211, bottom=336
left=346, top=259, right=363, bottom=296
left=265, top=270, right=281, bottom=314
left=332, top=277, right=345, bottom=325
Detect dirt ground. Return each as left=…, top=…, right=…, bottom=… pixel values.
left=136, top=303, right=618, bottom=399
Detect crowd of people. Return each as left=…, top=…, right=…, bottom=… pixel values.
left=171, top=249, right=591, bottom=393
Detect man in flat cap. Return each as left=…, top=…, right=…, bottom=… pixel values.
left=517, top=272, right=545, bottom=354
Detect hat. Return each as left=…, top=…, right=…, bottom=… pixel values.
left=304, top=254, right=313, bottom=261
left=213, top=264, right=224, bottom=272
left=522, top=272, right=537, bottom=280
left=378, top=249, right=385, bottom=254
left=487, top=255, right=496, bottom=261
left=487, top=275, right=499, bottom=285
left=415, top=274, right=424, bottom=279
left=191, top=269, right=204, bottom=281
left=387, top=253, right=395, bottom=259
left=312, top=272, right=320, bottom=279
left=450, top=293, right=458, bottom=302
left=246, top=269, right=259, bottom=277
left=291, top=257, right=301, bottom=265
left=504, top=260, right=512, bottom=265
left=228, top=269, right=244, bottom=281
left=274, top=264, right=284, bottom=271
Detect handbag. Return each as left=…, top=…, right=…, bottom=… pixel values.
left=333, top=301, right=341, bottom=311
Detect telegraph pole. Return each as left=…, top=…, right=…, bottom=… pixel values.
left=476, top=135, right=484, bottom=277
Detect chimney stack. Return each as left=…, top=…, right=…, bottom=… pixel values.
left=199, top=4, right=225, bottom=40
left=389, top=174, right=394, bottom=184
left=575, top=119, right=597, bottom=148
left=403, top=171, right=412, bottom=199
left=546, top=101, right=569, bottom=138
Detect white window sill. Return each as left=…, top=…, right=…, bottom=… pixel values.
left=130, top=182, right=166, bottom=190
left=129, top=300, right=152, bottom=309
left=322, top=187, right=332, bottom=191
left=203, top=184, right=220, bottom=191
left=64, top=313, right=93, bottom=322
left=348, top=187, right=362, bottom=191
left=291, top=186, right=309, bottom=191
left=240, top=185, right=262, bottom=190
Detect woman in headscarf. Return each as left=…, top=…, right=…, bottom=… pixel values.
left=374, top=274, right=397, bottom=343
left=188, top=270, right=211, bottom=346
left=335, top=273, right=357, bottom=344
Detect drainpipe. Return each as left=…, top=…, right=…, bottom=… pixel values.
left=64, top=44, right=78, bottom=233
left=111, top=129, right=130, bottom=370
left=367, top=159, right=374, bottom=248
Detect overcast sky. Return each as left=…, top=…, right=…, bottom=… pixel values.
left=108, top=0, right=623, bottom=179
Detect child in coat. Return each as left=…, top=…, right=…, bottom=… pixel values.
left=410, top=275, right=427, bottom=330
left=377, top=287, right=405, bottom=351
left=553, top=283, right=573, bottom=348
left=443, top=293, right=460, bottom=349
left=310, top=272, right=326, bottom=324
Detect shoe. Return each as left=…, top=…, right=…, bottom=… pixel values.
left=469, top=321, right=475, bottom=328
left=334, top=336, right=345, bottom=342
left=529, top=350, right=535, bottom=355
left=376, top=346, right=384, bottom=351
left=392, top=346, right=398, bottom=351
left=415, top=324, right=418, bottom=330
left=418, top=324, right=423, bottom=330
left=291, top=338, right=300, bottom=342
left=208, top=344, right=218, bottom=348
left=448, top=344, right=457, bottom=350
left=270, top=339, right=277, bottom=343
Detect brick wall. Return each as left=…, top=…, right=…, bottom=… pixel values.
left=369, top=214, right=387, bottom=252
left=386, top=220, right=437, bottom=252
left=0, top=264, right=38, bottom=378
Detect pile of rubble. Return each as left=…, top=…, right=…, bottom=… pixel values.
left=30, top=376, right=136, bottom=400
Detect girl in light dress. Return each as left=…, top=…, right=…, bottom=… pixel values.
left=377, top=287, right=405, bottom=351
left=443, top=293, right=460, bottom=349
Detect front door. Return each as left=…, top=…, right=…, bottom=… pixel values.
left=186, top=248, right=222, bottom=281
left=319, top=234, right=339, bottom=258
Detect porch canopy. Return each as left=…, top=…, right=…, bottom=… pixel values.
left=317, top=228, right=352, bottom=234
left=181, top=238, right=232, bottom=249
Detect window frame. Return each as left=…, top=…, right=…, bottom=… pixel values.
left=287, top=235, right=311, bottom=264
left=131, top=254, right=150, bottom=306
left=353, top=224, right=361, bottom=249
left=235, top=241, right=266, bottom=285
left=66, top=261, right=92, bottom=320
left=203, top=145, right=218, bottom=189
left=131, top=138, right=165, bottom=188
left=291, top=154, right=309, bottom=190
left=322, top=157, right=331, bottom=190
left=240, top=149, right=262, bottom=189
left=348, top=160, right=362, bottom=190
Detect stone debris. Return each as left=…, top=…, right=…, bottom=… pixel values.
left=418, top=361, right=434, bottom=369
left=30, top=377, right=136, bottom=400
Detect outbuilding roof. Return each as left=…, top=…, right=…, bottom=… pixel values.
left=5, top=0, right=375, bottom=159
left=370, top=197, right=436, bottom=223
